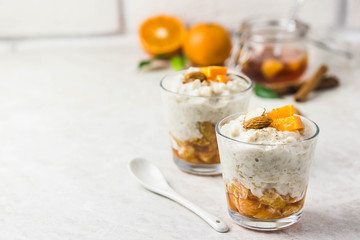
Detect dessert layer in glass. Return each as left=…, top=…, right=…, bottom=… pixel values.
left=226, top=179, right=305, bottom=219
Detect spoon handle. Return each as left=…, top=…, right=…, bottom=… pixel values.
left=161, top=190, right=229, bottom=233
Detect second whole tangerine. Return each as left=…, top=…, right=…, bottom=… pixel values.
left=183, top=23, right=232, bottom=66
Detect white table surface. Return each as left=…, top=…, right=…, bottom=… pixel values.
left=0, top=35, right=359, bottom=240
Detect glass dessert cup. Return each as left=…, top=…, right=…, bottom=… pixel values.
left=236, top=17, right=309, bottom=85
left=216, top=113, right=319, bottom=230
left=160, top=71, right=252, bottom=175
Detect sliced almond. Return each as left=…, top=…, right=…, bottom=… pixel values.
left=183, top=71, right=207, bottom=84
left=244, top=107, right=266, bottom=122
left=244, top=116, right=273, bottom=129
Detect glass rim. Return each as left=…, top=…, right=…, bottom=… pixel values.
left=239, top=16, right=309, bottom=43
left=160, top=70, right=253, bottom=98
left=215, top=112, right=320, bottom=146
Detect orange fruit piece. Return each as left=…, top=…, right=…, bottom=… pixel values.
left=183, top=23, right=232, bottom=66
left=253, top=207, right=282, bottom=219
left=216, top=74, right=228, bottom=83
left=266, top=104, right=295, bottom=120
left=271, top=115, right=304, bottom=131
left=227, top=193, right=240, bottom=212
left=261, top=59, right=284, bottom=79
left=287, top=55, right=308, bottom=72
left=200, top=66, right=227, bottom=81
left=238, top=199, right=261, bottom=217
left=138, top=15, right=186, bottom=55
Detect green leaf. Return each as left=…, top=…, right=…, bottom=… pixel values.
left=138, top=54, right=168, bottom=70
left=138, top=60, right=152, bottom=69
left=170, top=56, right=186, bottom=71
left=254, top=84, right=281, bottom=99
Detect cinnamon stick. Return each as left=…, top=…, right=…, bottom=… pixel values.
left=272, top=75, right=339, bottom=96
left=315, top=75, right=339, bottom=90
left=294, top=64, right=328, bottom=102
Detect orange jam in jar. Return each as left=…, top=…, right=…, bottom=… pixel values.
left=237, top=18, right=309, bottom=84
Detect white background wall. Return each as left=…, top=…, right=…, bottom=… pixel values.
left=0, top=0, right=122, bottom=38
left=123, top=0, right=338, bottom=33
left=0, top=0, right=359, bottom=38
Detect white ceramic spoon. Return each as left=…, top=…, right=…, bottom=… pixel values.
left=128, top=158, right=229, bottom=233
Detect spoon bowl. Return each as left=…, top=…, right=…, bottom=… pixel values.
left=129, top=158, right=171, bottom=192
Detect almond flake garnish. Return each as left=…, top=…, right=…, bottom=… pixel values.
left=244, top=116, right=273, bottom=129
left=183, top=71, right=207, bottom=84
left=244, top=107, right=266, bottom=122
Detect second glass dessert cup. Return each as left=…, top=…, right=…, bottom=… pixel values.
left=216, top=113, right=319, bottom=230
left=160, top=72, right=252, bottom=175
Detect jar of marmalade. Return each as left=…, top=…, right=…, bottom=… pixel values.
left=236, top=18, right=309, bottom=84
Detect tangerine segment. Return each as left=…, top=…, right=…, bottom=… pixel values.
left=266, top=105, right=295, bottom=120
left=139, top=15, right=186, bottom=55
left=261, top=59, right=284, bottom=79
left=200, top=66, right=227, bottom=81
left=271, top=115, right=304, bottom=131
left=287, top=55, right=308, bottom=72
left=216, top=74, right=228, bottom=83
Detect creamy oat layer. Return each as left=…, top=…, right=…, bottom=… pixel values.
left=221, top=115, right=313, bottom=144
left=218, top=115, right=317, bottom=199
left=161, top=68, right=251, bottom=141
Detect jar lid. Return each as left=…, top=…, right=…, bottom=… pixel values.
left=240, top=17, right=309, bottom=43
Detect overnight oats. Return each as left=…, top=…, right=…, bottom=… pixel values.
left=160, top=66, right=252, bottom=175
left=216, top=105, right=319, bottom=230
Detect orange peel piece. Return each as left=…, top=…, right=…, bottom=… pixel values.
left=200, top=66, right=227, bottom=81
left=266, top=104, right=295, bottom=120
left=271, top=115, right=304, bottom=131
left=216, top=74, right=228, bottom=83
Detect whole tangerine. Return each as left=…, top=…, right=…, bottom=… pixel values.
left=183, top=23, right=232, bottom=66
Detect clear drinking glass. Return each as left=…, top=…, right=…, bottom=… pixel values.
left=160, top=72, right=253, bottom=175
left=216, top=113, right=319, bottom=230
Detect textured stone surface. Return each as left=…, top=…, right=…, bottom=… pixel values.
left=0, top=35, right=359, bottom=239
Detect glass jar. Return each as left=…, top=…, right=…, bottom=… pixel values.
left=236, top=18, right=309, bottom=85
